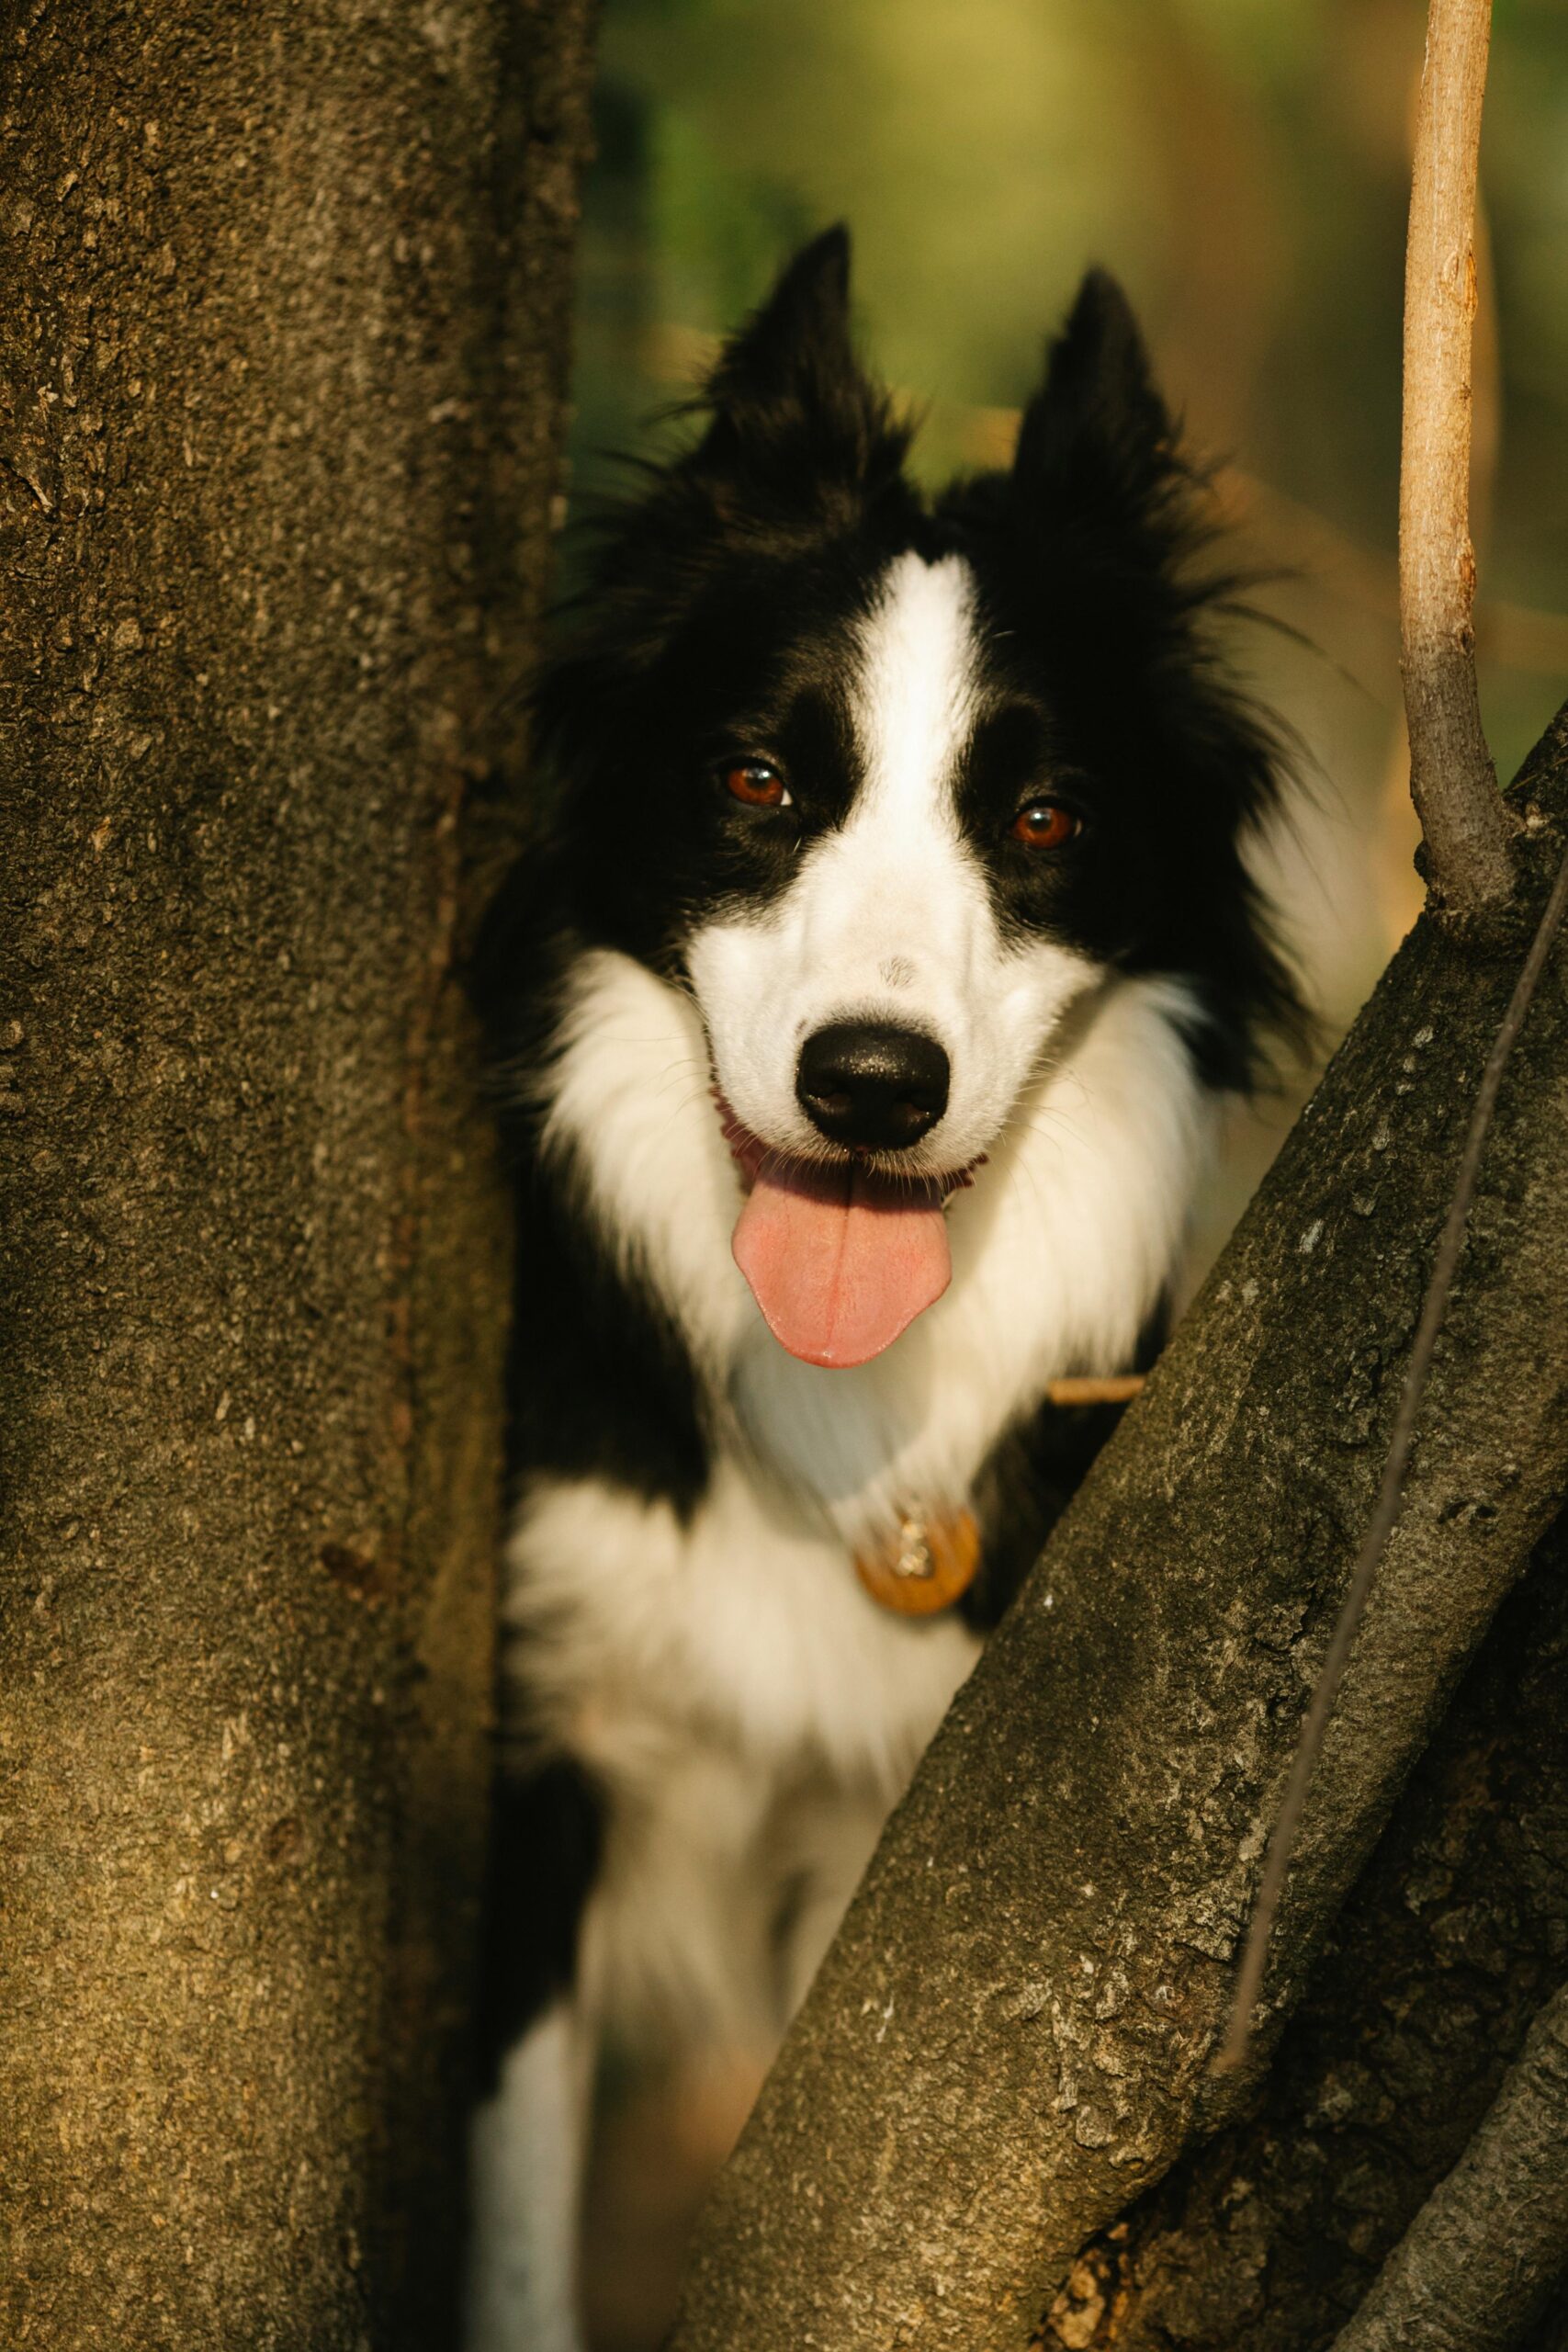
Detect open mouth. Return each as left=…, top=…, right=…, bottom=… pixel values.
left=716, top=1094, right=975, bottom=1370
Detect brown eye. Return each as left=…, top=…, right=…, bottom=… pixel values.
left=1010, top=799, right=1080, bottom=851
left=722, top=761, right=791, bottom=809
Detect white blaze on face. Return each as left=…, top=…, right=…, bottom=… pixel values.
left=687, top=550, right=1100, bottom=1174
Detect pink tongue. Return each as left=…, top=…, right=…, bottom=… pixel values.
left=732, top=1159, right=952, bottom=1368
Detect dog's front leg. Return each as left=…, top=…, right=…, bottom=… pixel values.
left=465, top=1996, right=593, bottom=2352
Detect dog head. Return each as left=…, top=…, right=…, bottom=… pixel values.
left=529, top=228, right=1298, bottom=1365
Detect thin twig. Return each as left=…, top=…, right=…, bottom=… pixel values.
left=1328, top=1976, right=1568, bottom=2351
left=1400, top=0, right=1517, bottom=914
left=1046, top=1375, right=1145, bottom=1408
left=1217, top=835, right=1568, bottom=2074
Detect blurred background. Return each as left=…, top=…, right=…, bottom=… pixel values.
left=559, top=2, right=1568, bottom=2338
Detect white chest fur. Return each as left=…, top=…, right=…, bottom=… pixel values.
left=507, top=1464, right=981, bottom=1791
left=539, top=948, right=1210, bottom=1550
left=512, top=944, right=1208, bottom=1766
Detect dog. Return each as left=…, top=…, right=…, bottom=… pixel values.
left=466, top=225, right=1299, bottom=2352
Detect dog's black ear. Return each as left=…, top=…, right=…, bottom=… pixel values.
left=708, top=224, right=854, bottom=418
left=1011, top=269, right=1177, bottom=526
left=692, top=226, right=909, bottom=514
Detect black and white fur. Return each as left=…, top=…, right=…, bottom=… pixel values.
left=467, top=228, right=1299, bottom=2351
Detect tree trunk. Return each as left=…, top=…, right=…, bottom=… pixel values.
left=0, top=6, right=594, bottom=2346
left=669, top=707, right=1568, bottom=2352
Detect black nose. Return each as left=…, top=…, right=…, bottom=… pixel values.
left=796, top=1023, right=951, bottom=1151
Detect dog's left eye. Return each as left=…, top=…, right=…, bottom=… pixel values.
left=721, top=761, right=792, bottom=810
left=1010, top=799, right=1080, bottom=851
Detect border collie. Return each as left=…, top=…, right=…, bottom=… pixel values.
left=467, top=226, right=1297, bottom=2351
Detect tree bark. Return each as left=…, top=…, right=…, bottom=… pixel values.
left=668, top=707, right=1568, bottom=2352
left=1329, top=1975, right=1568, bottom=2352
left=0, top=6, right=594, bottom=2347
left=1040, top=1507, right=1568, bottom=2351
left=1219, top=810, right=1567, bottom=2074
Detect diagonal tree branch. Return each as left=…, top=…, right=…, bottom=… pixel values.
left=1218, top=831, right=1568, bottom=2070
left=1400, top=0, right=1519, bottom=915
left=1328, top=1977, right=1568, bottom=2352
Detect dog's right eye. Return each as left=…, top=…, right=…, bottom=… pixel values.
left=720, top=761, right=792, bottom=810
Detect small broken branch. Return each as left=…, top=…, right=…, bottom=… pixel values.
left=1400, top=0, right=1518, bottom=914
left=1329, top=1977, right=1568, bottom=2352
left=1047, top=1375, right=1145, bottom=1408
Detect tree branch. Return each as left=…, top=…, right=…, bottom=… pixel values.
left=1037, top=1515, right=1568, bottom=2351
left=1218, top=831, right=1568, bottom=2070
left=1216, top=0, right=1562, bottom=2078
left=1400, top=0, right=1519, bottom=915
left=1047, top=1376, right=1146, bottom=1408
left=1329, top=1979, right=1568, bottom=2352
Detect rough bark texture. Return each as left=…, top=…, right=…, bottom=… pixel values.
left=1040, top=1510, right=1568, bottom=2352
left=0, top=6, right=595, bottom=2347
left=669, top=710, right=1568, bottom=2352
left=1399, top=0, right=1518, bottom=913
left=1331, top=1975, right=1568, bottom=2352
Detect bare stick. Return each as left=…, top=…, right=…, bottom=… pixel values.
left=1046, top=1375, right=1145, bottom=1408
left=1400, top=0, right=1517, bottom=914
left=1217, top=837, right=1568, bottom=2074
left=1328, top=1978, right=1568, bottom=2352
